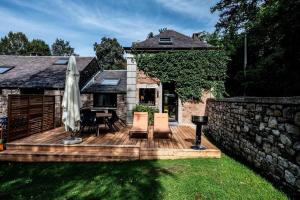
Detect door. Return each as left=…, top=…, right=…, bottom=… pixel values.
left=162, top=83, right=178, bottom=122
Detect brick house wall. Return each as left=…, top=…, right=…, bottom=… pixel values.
left=134, top=68, right=213, bottom=125
left=180, top=90, right=213, bottom=125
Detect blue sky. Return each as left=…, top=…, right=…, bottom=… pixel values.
left=0, top=0, right=219, bottom=56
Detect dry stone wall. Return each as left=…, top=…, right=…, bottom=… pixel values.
left=205, top=97, right=300, bottom=195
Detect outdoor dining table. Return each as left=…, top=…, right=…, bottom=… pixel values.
left=93, top=112, right=112, bottom=136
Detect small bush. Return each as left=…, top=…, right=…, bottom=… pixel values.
left=133, top=104, right=159, bottom=125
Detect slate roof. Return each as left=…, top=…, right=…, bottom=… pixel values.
left=83, top=70, right=127, bottom=93
left=0, top=55, right=96, bottom=89
left=124, top=30, right=214, bottom=51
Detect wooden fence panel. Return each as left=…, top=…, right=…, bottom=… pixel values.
left=7, top=95, right=58, bottom=142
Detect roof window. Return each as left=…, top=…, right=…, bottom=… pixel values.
left=159, top=37, right=173, bottom=45
left=54, top=58, right=68, bottom=65
left=101, top=79, right=120, bottom=86
left=0, top=66, right=13, bottom=74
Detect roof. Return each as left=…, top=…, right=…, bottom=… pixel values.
left=0, top=55, right=95, bottom=89
left=82, top=70, right=127, bottom=93
left=124, top=30, right=214, bottom=52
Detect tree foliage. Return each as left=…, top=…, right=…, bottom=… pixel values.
left=212, top=0, right=300, bottom=96
left=27, top=39, right=51, bottom=56
left=94, top=37, right=125, bottom=70
left=51, top=38, right=75, bottom=56
left=0, top=31, right=29, bottom=55
left=135, top=50, right=228, bottom=101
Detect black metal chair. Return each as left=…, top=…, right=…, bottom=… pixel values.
left=80, top=109, right=97, bottom=134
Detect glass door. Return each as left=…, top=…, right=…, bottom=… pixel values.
left=162, top=83, right=178, bottom=122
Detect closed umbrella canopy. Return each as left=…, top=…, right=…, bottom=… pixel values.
left=62, top=55, right=82, bottom=132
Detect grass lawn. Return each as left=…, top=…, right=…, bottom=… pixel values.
left=0, top=155, right=287, bottom=200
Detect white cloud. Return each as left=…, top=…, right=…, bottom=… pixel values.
left=0, top=0, right=218, bottom=55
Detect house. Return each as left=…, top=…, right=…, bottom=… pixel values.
left=0, top=55, right=129, bottom=123
left=0, top=55, right=101, bottom=124
left=124, top=30, right=214, bottom=125
left=82, top=70, right=127, bottom=121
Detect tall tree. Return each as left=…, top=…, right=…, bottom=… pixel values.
left=93, top=37, right=125, bottom=70
left=212, top=0, right=300, bottom=96
left=51, top=38, right=74, bottom=56
left=27, top=39, right=51, bottom=56
left=147, top=32, right=154, bottom=39
left=0, top=31, right=29, bottom=55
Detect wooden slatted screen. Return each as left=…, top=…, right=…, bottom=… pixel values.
left=7, top=95, right=57, bottom=142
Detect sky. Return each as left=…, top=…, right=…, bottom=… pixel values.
left=0, top=0, right=219, bottom=56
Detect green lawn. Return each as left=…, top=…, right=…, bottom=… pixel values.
left=0, top=155, right=287, bottom=200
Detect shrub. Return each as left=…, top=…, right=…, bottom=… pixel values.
left=133, top=104, right=159, bottom=125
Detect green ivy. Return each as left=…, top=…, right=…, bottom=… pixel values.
left=134, top=50, right=229, bottom=101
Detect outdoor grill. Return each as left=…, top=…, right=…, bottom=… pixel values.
left=191, top=115, right=208, bottom=150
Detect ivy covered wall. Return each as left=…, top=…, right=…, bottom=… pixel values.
left=135, top=50, right=228, bottom=101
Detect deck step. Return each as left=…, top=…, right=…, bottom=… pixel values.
left=0, top=150, right=140, bottom=162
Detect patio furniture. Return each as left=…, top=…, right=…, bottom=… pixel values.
left=153, top=113, right=172, bottom=139
left=80, top=109, right=97, bottom=134
left=95, top=112, right=112, bottom=136
left=191, top=115, right=208, bottom=150
left=129, top=112, right=149, bottom=139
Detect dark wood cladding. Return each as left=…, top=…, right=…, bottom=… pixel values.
left=7, top=95, right=58, bottom=142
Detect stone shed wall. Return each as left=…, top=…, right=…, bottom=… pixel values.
left=0, top=89, right=20, bottom=117
left=205, top=97, right=300, bottom=195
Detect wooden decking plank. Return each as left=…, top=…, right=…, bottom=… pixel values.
left=3, top=125, right=221, bottom=162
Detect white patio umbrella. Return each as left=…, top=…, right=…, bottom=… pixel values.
left=62, top=55, right=82, bottom=144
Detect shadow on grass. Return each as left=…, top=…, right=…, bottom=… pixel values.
left=0, top=160, right=175, bottom=200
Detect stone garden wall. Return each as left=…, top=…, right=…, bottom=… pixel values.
left=205, top=97, right=300, bottom=195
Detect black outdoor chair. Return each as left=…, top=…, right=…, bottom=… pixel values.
left=107, top=110, right=126, bottom=131
left=80, top=109, right=97, bottom=134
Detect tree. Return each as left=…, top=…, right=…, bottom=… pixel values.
left=147, top=32, right=154, bottom=39
left=192, top=31, right=224, bottom=48
left=159, top=28, right=167, bottom=33
left=27, top=39, right=51, bottom=56
left=93, top=37, right=125, bottom=70
left=212, top=0, right=300, bottom=96
left=51, top=38, right=74, bottom=56
left=0, top=31, right=29, bottom=55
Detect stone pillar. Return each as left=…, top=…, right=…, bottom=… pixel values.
left=126, top=53, right=137, bottom=124
left=0, top=89, right=20, bottom=117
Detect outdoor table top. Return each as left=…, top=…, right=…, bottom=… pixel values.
left=94, top=112, right=112, bottom=118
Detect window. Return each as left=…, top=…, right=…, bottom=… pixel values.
left=139, top=88, right=156, bottom=106
left=94, top=94, right=117, bottom=107
left=54, top=58, right=68, bottom=65
left=159, top=37, right=172, bottom=45
left=101, top=79, right=120, bottom=86
left=0, top=66, right=13, bottom=74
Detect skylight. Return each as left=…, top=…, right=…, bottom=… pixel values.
left=54, top=58, right=68, bottom=65
left=101, top=79, right=120, bottom=86
left=159, top=37, right=173, bottom=45
left=0, top=66, right=13, bottom=74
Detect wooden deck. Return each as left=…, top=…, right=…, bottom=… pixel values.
left=0, top=125, right=221, bottom=162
